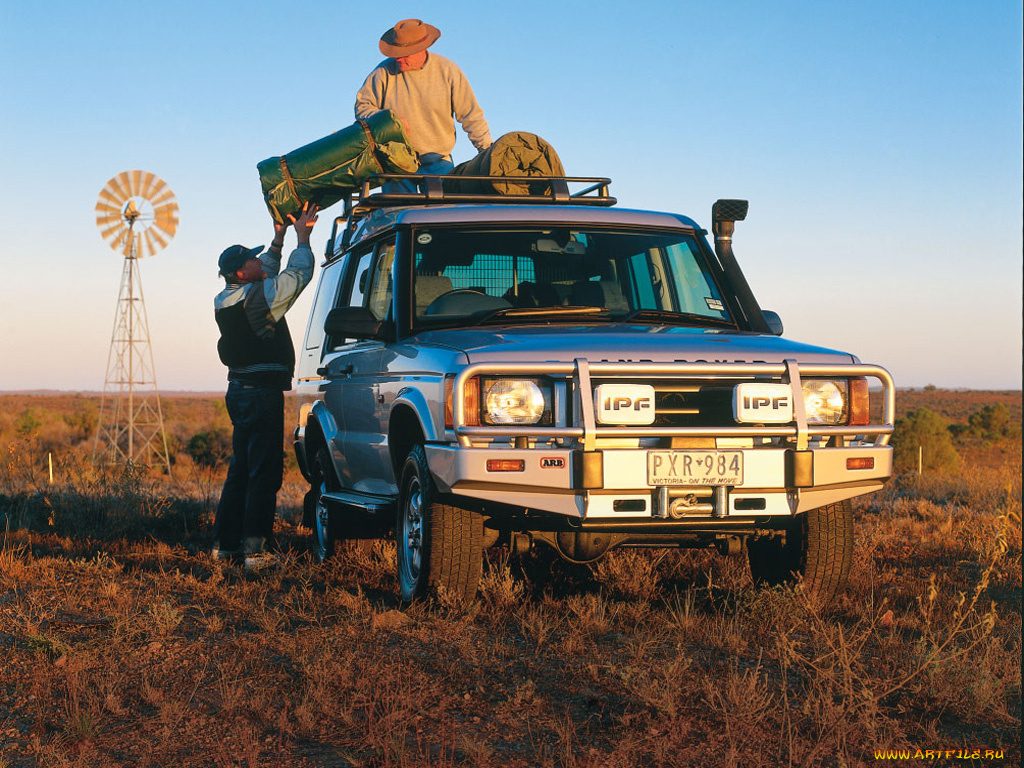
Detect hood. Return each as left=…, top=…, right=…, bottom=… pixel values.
left=414, top=324, right=856, bottom=364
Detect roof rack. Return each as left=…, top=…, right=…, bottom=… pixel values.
left=329, top=175, right=615, bottom=256
left=348, top=174, right=615, bottom=218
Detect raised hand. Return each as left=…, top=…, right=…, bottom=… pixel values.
left=288, top=202, right=319, bottom=245
left=271, top=216, right=291, bottom=249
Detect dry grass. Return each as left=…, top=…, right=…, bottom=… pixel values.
left=0, top=391, right=1020, bottom=766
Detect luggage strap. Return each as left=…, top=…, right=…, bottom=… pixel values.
left=277, top=157, right=299, bottom=207
left=358, top=119, right=377, bottom=154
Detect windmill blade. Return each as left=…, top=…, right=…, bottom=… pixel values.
left=117, top=170, right=135, bottom=199
left=150, top=187, right=176, bottom=208
left=96, top=219, right=125, bottom=237
left=153, top=217, right=177, bottom=241
left=99, top=220, right=128, bottom=240
left=147, top=226, right=169, bottom=253
left=96, top=211, right=125, bottom=227
left=154, top=204, right=179, bottom=237
left=129, top=170, right=144, bottom=197
left=98, top=187, right=126, bottom=208
left=138, top=171, right=159, bottom=200
left=107, top=173, right=131, bottom=203
left=96, top=198, right=124, bottom=214
left=154, top=201, right=179, bottom=222
left=150, top=211, right=175, bottom=236
left=142, top=229, right=159, bottom=258
left=95, top=205, right=124, bottom=223
left=147, top=175, right=167, bottom=196
left=110, top=227, right=130, bottom=254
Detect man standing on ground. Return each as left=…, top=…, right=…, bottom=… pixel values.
left=355, top=18, right=492, bottom=192
left=211, top=203, right=318, bottom=571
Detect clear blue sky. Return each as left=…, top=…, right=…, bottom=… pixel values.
left=1, top=1, right=1020, bottom=391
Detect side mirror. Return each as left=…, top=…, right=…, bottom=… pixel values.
left=324, top=306, right=386, bottom=340
left=762, top=310, right=784, bottom=336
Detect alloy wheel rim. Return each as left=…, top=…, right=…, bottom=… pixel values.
left=315, top=483, right=330, bottom=561
left=403, top=477, right=423, bottom=580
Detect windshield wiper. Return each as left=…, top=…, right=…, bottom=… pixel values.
left=620, top=309, right=736, bottom=328
left=473, top=305, right=611, bottom=325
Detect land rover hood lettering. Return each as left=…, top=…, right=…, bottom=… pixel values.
left=414, top=327, right=854, bottom=365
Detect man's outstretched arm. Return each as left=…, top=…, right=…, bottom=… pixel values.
left=263, top=203, right=318, bottom=322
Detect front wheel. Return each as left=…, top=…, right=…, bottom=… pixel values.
left=747, top=500, right=854, bottom=605
left=311, top=447, right=336, bottom=563
left=396, top=445, right=483, bottom=603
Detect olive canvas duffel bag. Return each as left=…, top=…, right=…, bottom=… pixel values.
left=449, top=131, right=565, bottom=195
left=258, top=111, right=418, bottom=223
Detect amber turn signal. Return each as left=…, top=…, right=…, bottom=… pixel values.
left=848, top=377, right=870, bottom=426
left=445, top=375, right=480, bottom=428
left=486, top=459, right=525, bottom=472
left=846, top=457, right=875, bottom=470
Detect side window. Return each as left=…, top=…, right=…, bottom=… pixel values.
left=304, top=257, right=347, bottom=350
left=324, top=247, right=372, bottom=352
left=348, top=250, right=374, bottom=309
left=366, top=240, right=396, bottom=320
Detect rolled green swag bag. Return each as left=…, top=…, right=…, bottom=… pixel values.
left=450, top=132, right=565, bottom=195
left=258, top=111, right=418, bottom=223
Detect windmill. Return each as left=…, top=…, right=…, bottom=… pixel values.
left=93, top=171, right=178, bottom=473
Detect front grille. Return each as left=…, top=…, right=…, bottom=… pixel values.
left=652, top=383, right=736, bottom=427
left=589, top=378, right=753, bottom=428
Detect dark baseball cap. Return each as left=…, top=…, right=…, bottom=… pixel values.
left=218, top=244, right=265, bottom=277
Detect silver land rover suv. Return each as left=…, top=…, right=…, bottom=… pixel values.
left=293, top=176, right=894, bottom=605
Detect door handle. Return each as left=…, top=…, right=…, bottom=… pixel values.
left=317, top=364, right=353, bottom=377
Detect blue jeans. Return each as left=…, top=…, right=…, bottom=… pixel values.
left=383, top=153, right=454, bottom=194
left=213, top=382, right=284, bottom=554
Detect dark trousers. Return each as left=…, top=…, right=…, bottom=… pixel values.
left=382, top=153, right=454, bottom=194
left=213, top=382, right=284, bottom=554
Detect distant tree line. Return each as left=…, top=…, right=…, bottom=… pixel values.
left=893, top=403, right=1020, bottom=474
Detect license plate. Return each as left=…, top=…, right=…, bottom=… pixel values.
left=647, top=451, right=744, bottom=486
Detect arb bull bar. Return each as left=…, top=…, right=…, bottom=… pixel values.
left=438, top=359, right=895, bottom=521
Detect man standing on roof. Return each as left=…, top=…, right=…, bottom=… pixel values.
left=211, top=203, right=318, bottom=572
left=355, top=18, right=492, bottom=193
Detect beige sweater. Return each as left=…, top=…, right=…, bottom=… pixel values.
left=354, top=52, right=491, bottom=158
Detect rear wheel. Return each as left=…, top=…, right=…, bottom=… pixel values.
left=310, top=445, right=375, bottom=561
left=747, top=500, right=854, bottom=604
left=396, top=445, right=483, bottom=603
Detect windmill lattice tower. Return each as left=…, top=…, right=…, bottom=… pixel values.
left=93, top=170, right=178, bottom=473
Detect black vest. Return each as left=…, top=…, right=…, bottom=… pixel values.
left=215, top=295, right=294, bottom=390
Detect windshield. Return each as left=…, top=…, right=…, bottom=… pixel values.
left=411, top=226, right=734, bottom=328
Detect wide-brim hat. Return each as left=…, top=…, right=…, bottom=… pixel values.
left=218, top=244, right=265, bottom=277
left=379, top=19, right=440, bottom=57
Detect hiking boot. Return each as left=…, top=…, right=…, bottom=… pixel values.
left=244, top=551, right=280, bottom=573
left=211, top=545, right=242, bottom=563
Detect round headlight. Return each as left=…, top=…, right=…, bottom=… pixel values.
left=802, top=380, right=846, bottom=425
left=483, top=379, right=546, bottom=425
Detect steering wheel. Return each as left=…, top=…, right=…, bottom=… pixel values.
left=425, top=289, right=511, bottom=316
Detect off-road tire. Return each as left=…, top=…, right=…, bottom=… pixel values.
left=311, top=447, right=337, bottom=563
left=396, top=445, right=483, bottom=603
left=309, top=445, right=374, bottom=562
left=747, top=500, right=853, bottom=605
